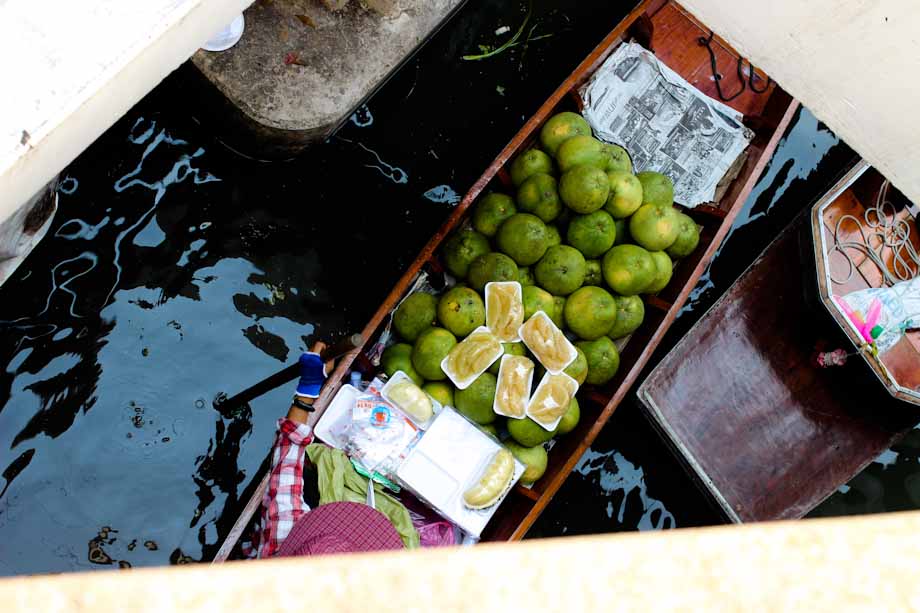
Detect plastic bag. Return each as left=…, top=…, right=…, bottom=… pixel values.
left=402, top=493, right=457, bottom=548
left=838, top=276, right=920, bottom=352
left=343, top=389, right=421, bottom=482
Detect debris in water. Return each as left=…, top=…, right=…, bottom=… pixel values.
left=171, top=549, right=196, bottom=564
left=349, top=104, right=374, bottom=127
left=263, top=283, right=286, bottom=305
left=338, top=137, right=408, bottom=184
left=423, top=185, right=461, bottom=206
left=141, top=347, right=149, bottom=357
left=463, top=2, right=554, bottom=62
left=58, top=176, right=79, bottom=195
left=88, top=543, right=112, bottom=565
left=127, top=540, right=137, bottom=551
left=496, top=85, right=506, bottom=96
left=88, top=527, right=119, bottom=565
left=144, top=540, right=158, bottom=551
left=463, top=3, right=531, bottom=61
left=495, top=25, right=510, bottom=35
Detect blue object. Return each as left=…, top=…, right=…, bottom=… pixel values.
left=295, top=352, right=326, bottom=398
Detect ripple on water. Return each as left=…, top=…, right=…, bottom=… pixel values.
left=575, top=448, right=676, bottom=530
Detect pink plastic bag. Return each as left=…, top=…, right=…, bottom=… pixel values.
left=401, top=493, right=456, bottom=547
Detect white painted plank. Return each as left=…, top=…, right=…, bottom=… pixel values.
left=0, top=0, right=253, bottom=216
left=680, top=0, right=920, bottom=202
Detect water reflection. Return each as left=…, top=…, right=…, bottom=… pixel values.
left=0, top=117, right=299, bottom=574
left=576, top=448, right=676, bottom=530
left=0, top=0, right=640, bottom=574
left=811, top=428, right=920, bottom=517
left=683, top=108, right=843, bottom=314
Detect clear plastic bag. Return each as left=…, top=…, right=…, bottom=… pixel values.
left=343, top=389, right=422, bottom=482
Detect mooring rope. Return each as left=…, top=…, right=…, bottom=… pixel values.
left=698, top=31, right=772, bottom=102
left=831, top=180, right=920, bottom=287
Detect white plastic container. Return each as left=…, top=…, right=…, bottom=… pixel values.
left=395, top=407, right=524, bottom=537
left=381, top=370, right=441, bottom=430
left=314, top=384, right=362, bottom=448
left=526, top=371, right=579, bottom=431
left=441, top=326, right=503, bottom=389
left=485, top=281, right=524, bottom=342
left=518, top=310, right=577, bottom=374
left=493, top=354, right=534, bottom=419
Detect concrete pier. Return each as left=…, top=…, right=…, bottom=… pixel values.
left=189, top=0, right=465, bottom=158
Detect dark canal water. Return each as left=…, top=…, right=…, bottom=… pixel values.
left=0, top=0, right=913, bottom=575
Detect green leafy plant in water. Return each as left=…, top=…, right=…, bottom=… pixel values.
left=463, top=2, right=535, bottom=61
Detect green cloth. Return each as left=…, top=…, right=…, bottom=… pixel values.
left=306, top=444, right=419, bottom=549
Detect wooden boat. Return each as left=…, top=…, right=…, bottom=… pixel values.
left=811, top=160, right=920, bottom=406
left=637, top=165, right=920, bottom=522
left=214, top=0, right=796, bottom=560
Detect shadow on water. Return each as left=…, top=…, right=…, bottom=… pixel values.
left=0, top=0, right=639, bottom=574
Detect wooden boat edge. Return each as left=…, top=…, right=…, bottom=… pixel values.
left=810, top=160, right=920, bottom=406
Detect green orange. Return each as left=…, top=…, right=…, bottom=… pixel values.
left=602, top=244, right=656, bottom=296
left=540, top=111, right=591, bottom=156
left=516, top=173, right=562, bottom=223
left=563, top=286, right=618, bottom=340
left=559, top=165, right=610, bottom=214
left=510, top=149, right=554, bottom=186
left=472, top=193, right=516, bottom=237
left=629, top=204, right=679, bottom=251
left=467, top=253, right=519, bottom=292
left=496, top=213, right=550, bottom=266
left=443, top=228, right=490, bottom=278
left=556, top=135, right=607, bottom=172
left=534, top=245, right=586, bottom=296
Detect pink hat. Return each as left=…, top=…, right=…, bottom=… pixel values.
left=276, top=502, right=404, bottom=557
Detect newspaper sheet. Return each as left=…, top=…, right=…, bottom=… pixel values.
left=580, top=42, right=753, bottom=207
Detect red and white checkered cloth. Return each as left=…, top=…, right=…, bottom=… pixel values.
left=242, top=418, right=313, bottom=559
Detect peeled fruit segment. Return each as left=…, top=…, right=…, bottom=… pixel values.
left=526, top=372, right=579, bottom=430
left=463, top=448, right=516, bottom=510
left=485, top=282, right=524, bottom=342
left=442, top=327, right=502, bottom=388
left=386, top=380, right=434, bottom=424
left=494, top=355, right=534, bottom=419
left=519, top=311, right=577, bottom=374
